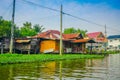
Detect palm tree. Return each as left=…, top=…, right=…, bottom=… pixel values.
left=33, top=24, right=45, bottom=33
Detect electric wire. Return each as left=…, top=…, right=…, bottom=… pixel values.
left=21, top=0, right=120, bottom=34
left=1, top=2, right=13, bottom=20
left=22, top=0, right=60, bottom=12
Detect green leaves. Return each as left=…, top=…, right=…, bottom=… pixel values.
left=33, top=24, right=45, bottom=33
left=0, top=17, right=45, bottom=38
left=0, top=17, right=12, bottom=37
left=20, top=22, right=37, bottom=37
left=64, top=27, right=76, bottom=34
left=20, top=22, right=45, bottom=37
left=64, top=27, right=87, bottom=37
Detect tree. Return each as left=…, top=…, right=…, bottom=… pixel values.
left=0, top=16, right=22, bottom=38
left=19, top=22, right=45, bottom=37
left=23, top=21, right=32, bottom=28
left=0, top=17, right=45, bottom=38
left=64, top=27, right=87, bottom=37
left=64, top=27, right=76, bottom=34
left=14, top=27, right=21, bottom=37
left=20, top=22, right=37, bottom=37
left=0, top=17, right=12, bottom=37
left=33, top=24, right=45, bottom=33
left=77, top=28, right=87, bottom=37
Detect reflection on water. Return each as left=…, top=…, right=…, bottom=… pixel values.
left=0, top=54, right=120, bottom=80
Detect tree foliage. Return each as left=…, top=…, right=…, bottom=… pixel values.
left=0, top=17, right=45, bottom=38
left=64, top=27, right=87, bottom=37
left=33, top=24, right=45, bottom=33
left=0, top=17, right=12, bottom=37
left=20, top=22, right=45, bottom=37
left=20, top=22, right=37, bottom=37
left=64, top=27, right=76, bottom=34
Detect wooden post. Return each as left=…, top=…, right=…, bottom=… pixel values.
left=104, top=25, right=107, bottom=53
left=90, top=43, right=93, bottom=54
left=1, top=43, right=3, bottom=54
left=60, top=5, right=63, bottom=55
left=28, top=50, right=30, bottom=54
left=9, top=0, right=16, bottom=53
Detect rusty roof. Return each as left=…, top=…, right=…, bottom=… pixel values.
left=87, top=32, right=101, bottom=39
left=33, top=30, right=64, bottom=39
left=72, top=39, right=95, bottom=43
left=87, top=32, right=107, bottom=42
left=33, top=30, right=84, bottom=41
left=33, top=30, right=83, bottom=40
left=63, top=33, right=80, bottom=39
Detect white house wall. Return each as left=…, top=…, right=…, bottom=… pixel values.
left=108, top=38, right=120, bottom=49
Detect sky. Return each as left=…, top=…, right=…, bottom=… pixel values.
left=0, top=0, right=120, bottom=36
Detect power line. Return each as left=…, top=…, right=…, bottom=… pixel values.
left=22, top=0, right=104, bottom=27
left=22, top=0, right=102, bottom=26
left=63, top=12, right=104, bottom=27
left=22, top=0, right=120, bottom=33
left=103, top=24, right=120, bottom=32
left=1, top=2, right=13, bottom=19
left=22, top=0, right=59, bottom=12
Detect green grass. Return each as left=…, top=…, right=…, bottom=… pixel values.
left=0, top=53, right=104, bottom=64
left=106, top=51, right=120, bottom=54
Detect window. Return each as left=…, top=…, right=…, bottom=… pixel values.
left=110, top=40, right=112, bottom=42
left=109, top=45, right=113, bottom=48
left=118, top=45, right=120, bottom=49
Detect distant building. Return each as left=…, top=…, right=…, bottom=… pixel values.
left=107, top=35, right=120, bottom=50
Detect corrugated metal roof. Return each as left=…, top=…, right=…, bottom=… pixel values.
left=34, top=30, right=64, bottom=39
left=87, top=32, right=107, bottom=42
left=34, top=30, right=83, bottom=40
left=72, top=39, right=95, bottom=43
left=63, top=33, right=80, bottom=39
left=107, top=35, right=120, bottom=39
left=87, top=32, right=101, bottom=38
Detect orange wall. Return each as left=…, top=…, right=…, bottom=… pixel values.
left=40, top=40, right=59, bottom=53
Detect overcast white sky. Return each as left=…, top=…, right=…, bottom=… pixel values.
left=0, top=0, right=120, bottom=36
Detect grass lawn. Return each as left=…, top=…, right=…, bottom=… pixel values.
left=0, top=53, right=104, bottom=64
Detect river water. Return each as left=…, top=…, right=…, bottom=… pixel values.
left=0, top=54, right=120, bottom=80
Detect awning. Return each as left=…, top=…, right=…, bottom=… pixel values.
left=16, top=39, right=31, bottom=43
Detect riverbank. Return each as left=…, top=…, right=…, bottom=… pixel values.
left=0, top=53, right=104, bottom=64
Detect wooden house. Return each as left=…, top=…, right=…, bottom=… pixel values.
left=14, top=38, right=40, bottom=54
left=35, top=30, right=95, bottom=53
left=72, top=39, right=95, bottom=53
left=63, top=33, right=83, bottom=53
left=86, top=32, right=107, bottom=51
left=40, top=39, right=60, bottom=53
left=13, top=30, right=96, bottom=54
left=0, top=37, right=10, bottom=53
left=63, top=33, right=95, bottom=53
left=34, top=30, right=63, bottom=53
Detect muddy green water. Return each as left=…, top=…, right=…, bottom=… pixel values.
left=0, top=54, right=120, bottom=80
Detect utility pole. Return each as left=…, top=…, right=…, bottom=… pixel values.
left=9, top=0, right=16, bottom=53
left=104, top=24, right=107, bottom=52
left=60, top=5, right=63, bottom=55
